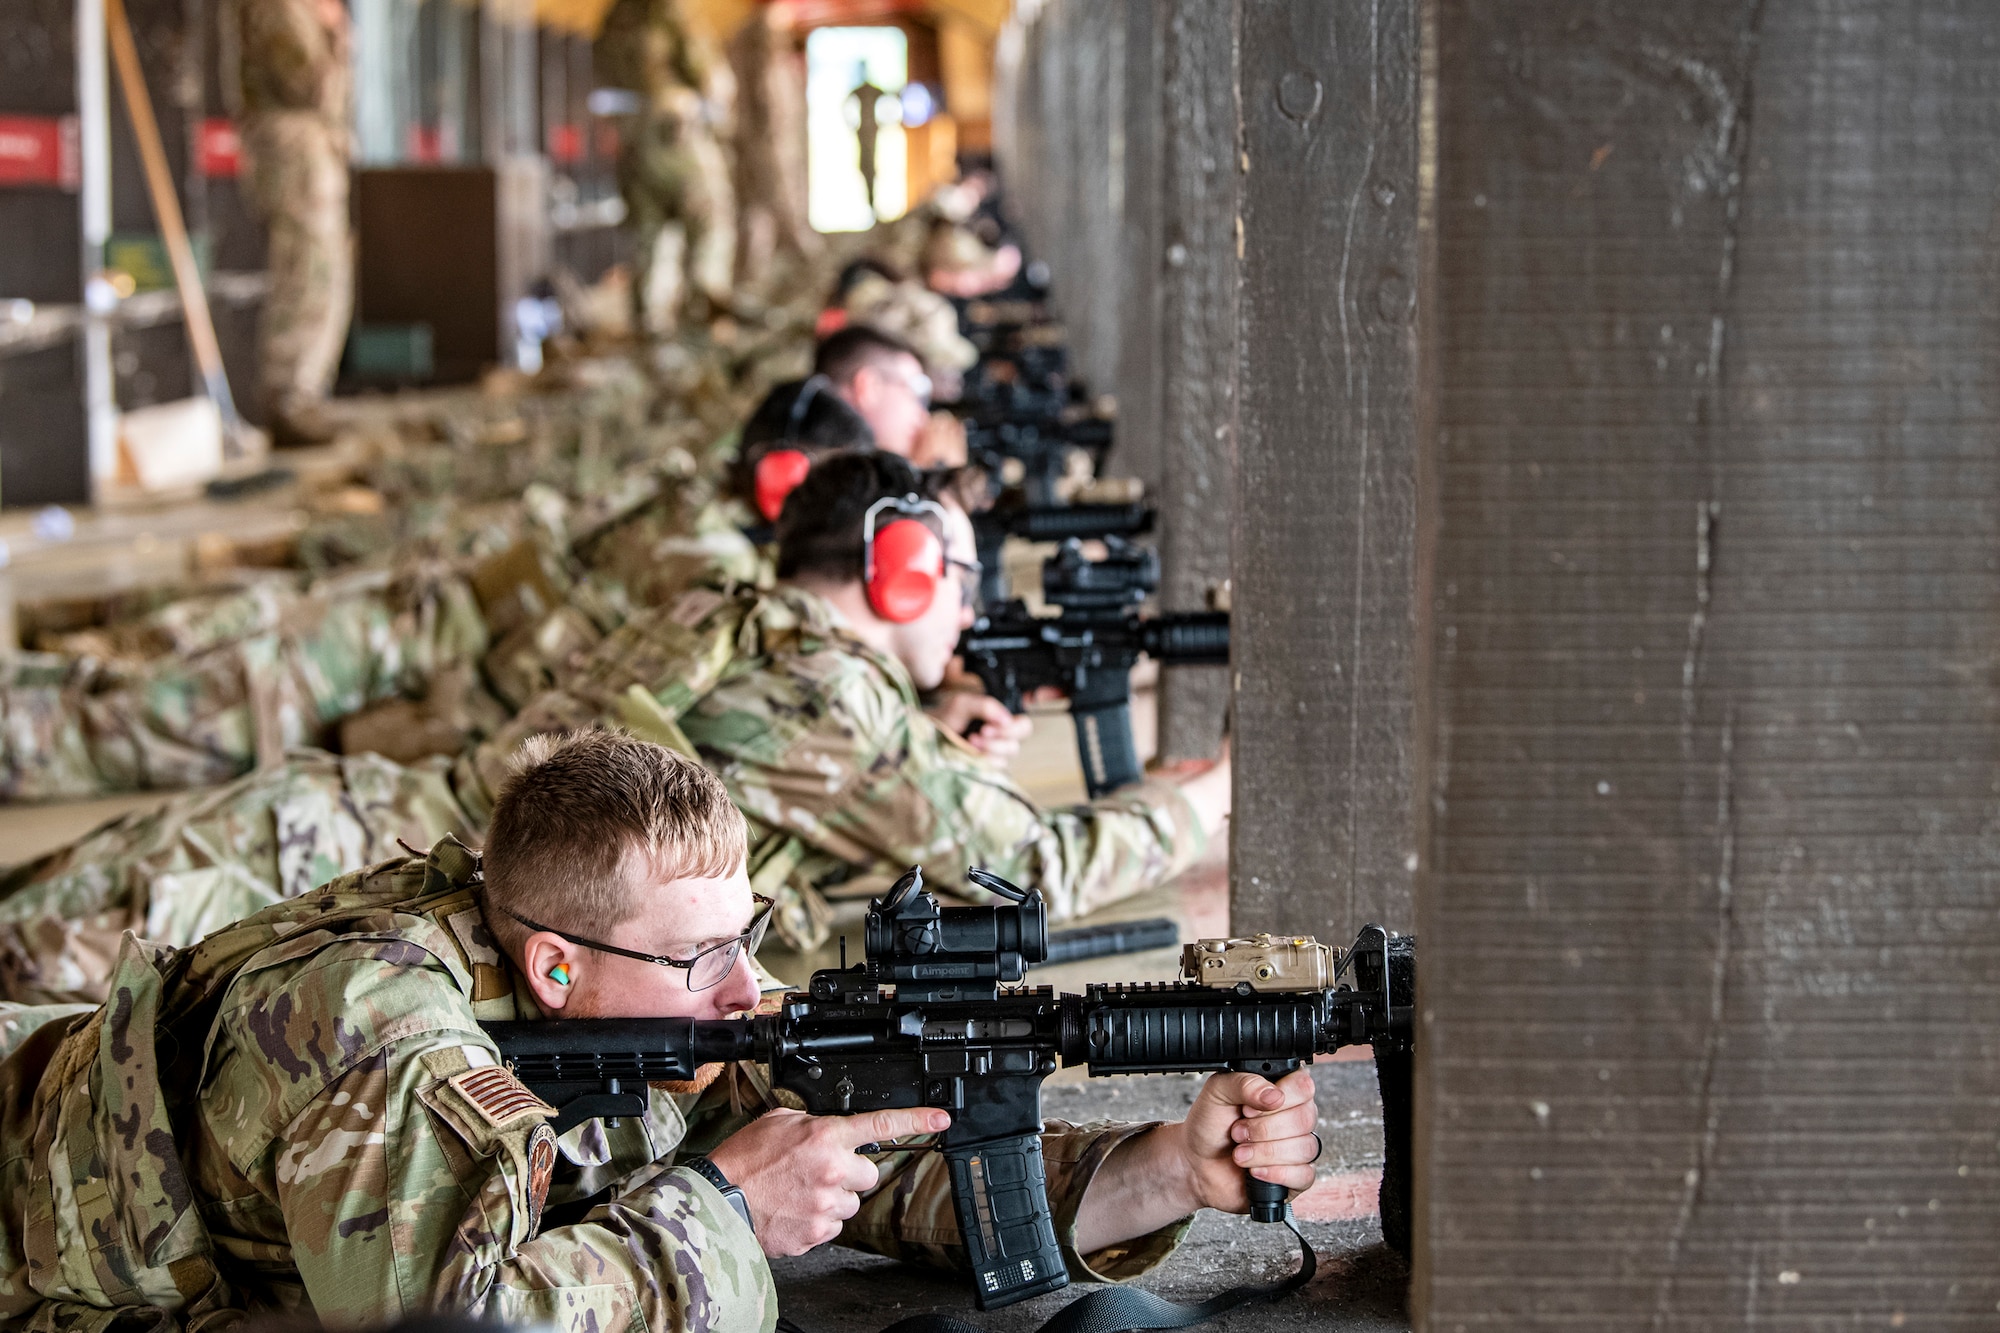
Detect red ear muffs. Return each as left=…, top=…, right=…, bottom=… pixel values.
left=754, top=449, right=812, bottom=521
left=815, top=306, right=850, bottom=338
left=867, top=517, right=944, bottom=623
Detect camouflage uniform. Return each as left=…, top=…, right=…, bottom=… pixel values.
left=0, top=470, right=765, bottom=804
left=727, top=7, right=815, bottom=286
left=0, top=839, right=1186, bottom=1330
left=0, top=750, right=467, bottom=1004
left=461, top=583, right=1209, bottom=948
left=0, top=566, right=492, bottom=802
left=0, top=583, right=1196, bottom=1002
left=841, top=273, right=978, bottom=381
left=238, top=0, right=352, bottom=436
left=598, top=0, right=737, bottom=334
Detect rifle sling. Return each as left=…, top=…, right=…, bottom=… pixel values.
left=777, top=1209, right=1317, bottom=1333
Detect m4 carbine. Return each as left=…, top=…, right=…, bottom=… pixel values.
left=485, top=867, right=1413, bottom=1312
left=969, top=497, right=1155, bottom=609
left=958, top=537, right=1228, bottom=797
left=965, top=414, right=1116, bottom=507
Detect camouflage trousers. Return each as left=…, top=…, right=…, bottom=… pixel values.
left=242, top=110, right=352, bottom=420
left=0, top=749, right=470, bottom=1004
left=622, top=123, right=737, bottom=335
left=0, top=566, right=491, bottom=802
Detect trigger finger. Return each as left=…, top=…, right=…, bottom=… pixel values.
left=840, top=1154, right=880, bottom=1195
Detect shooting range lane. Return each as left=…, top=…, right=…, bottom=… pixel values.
left=769, top=1062, right=1408, bottom=1333
left=1417, top=0, right=2000, bottom=1325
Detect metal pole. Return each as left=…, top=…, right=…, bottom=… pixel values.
left=76, top=0, right=117, bottom=493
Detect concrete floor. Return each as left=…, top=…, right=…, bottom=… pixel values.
left=771, top=1062, right=1407, bottom=1332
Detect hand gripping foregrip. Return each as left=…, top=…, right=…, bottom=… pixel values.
left=942, top=1133, right=1069, bottom=1309
left=1243, top=1056, right=1304, bottom=1223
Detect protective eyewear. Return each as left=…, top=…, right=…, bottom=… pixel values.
left=507, top=894, right=775, bottom=992
left=891, top=366, right=935, bottom=409
left=946, top=556, right=983, bottom=607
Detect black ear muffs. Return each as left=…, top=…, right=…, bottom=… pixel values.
left=864, top=495, right=948, bottom=623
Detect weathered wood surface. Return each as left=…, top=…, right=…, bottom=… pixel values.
left=1231, top=0, right=1421, bottom=937
left=1152, top=0, right=1238, bottom=763
left=1416, top=0, right=2000, bottom=1324
left=1111, top=0, right=1164, bottom=495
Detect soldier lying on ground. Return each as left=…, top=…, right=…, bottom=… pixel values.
left=457, top=451, right=1230, bottom=949
left=0, top=371, right=832, bottom=804
left=819, top=262, right=979, bottom=404
left=0, top=455, right=1211, bottom=1002
left=813, top=323, right=965, bottom=463
left=0, top=732, right=1318, bottom=1331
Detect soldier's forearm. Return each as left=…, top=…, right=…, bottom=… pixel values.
left=1071, top=1124, right=1202, bottom=1254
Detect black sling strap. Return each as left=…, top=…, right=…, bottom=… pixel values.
left=778, top=1208, right=1316, bottom=1333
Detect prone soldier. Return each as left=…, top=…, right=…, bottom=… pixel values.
left=813, top=324, right=967, bottom=464
left=0, top=455, right=1221, bottom=1003
left=0, top=732, right=1321, bottom=1330
left=0, top=367, right=836, bottom=806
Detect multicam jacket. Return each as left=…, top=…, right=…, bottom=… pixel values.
left=0, top=583, right=1201, bottom=1006
left=461, top=583, right=1209, bottom=948
left=0, top=481, right=764, bottom=806
left=0, top=840, right=1184, bottom=1333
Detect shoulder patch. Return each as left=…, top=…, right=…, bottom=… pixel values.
left=447, top=1065, right=555, bottom=1129
left=524, top=1121, right=558, bottom=1237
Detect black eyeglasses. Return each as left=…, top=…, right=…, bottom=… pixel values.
left=946, top=556, right=983, bottom=607
left=507, top=895, right=775, bottom=992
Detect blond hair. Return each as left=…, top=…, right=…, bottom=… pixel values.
left=481, top=730, right=747, bottom=955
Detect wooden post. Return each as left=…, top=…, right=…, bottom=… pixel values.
left=1416, top=0, right=2000, bottom=1323
left=1110, top=0, right=1164, bottom=494
left=1230, top=0, right=1421, bottom=935
left=1151, top=0, right=1240, bottom=764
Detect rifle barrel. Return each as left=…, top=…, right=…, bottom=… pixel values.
left=1142, top=612, right=1231, bottom=665
left=1039, top=916, right=1179, bottom=966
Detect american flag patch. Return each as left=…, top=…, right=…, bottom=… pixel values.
left=448, top=1066, right=555, bottom=1129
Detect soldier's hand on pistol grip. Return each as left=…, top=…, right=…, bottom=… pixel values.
left=931, top=690, right=1034, bottom=762
left=705, top=1105, right=952, bottom=1256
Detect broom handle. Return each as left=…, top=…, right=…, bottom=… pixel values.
left=104, top=0, right=243, bottom=444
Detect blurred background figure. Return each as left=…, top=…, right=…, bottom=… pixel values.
left=595, top=0, right=736, bottom=336
left=237, top=0, right=352, bottom=445
left=845, top=64, right=887, bottom=219
left=727, top=2, right=818, bottom=289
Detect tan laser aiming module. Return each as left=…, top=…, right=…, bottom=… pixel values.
left=1180, top=933, right=1337, bottom=992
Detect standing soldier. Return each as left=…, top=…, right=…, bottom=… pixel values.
left=237, top=0, right=352, bottom=445
left=845, top=66, right=887, bottom=217
left=727, top=2, right=817, bottom=287
left=597, top=0, right=738, bottom=336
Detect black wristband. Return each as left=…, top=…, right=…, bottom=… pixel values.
left=681, top=1155, right=756, bottom=1234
